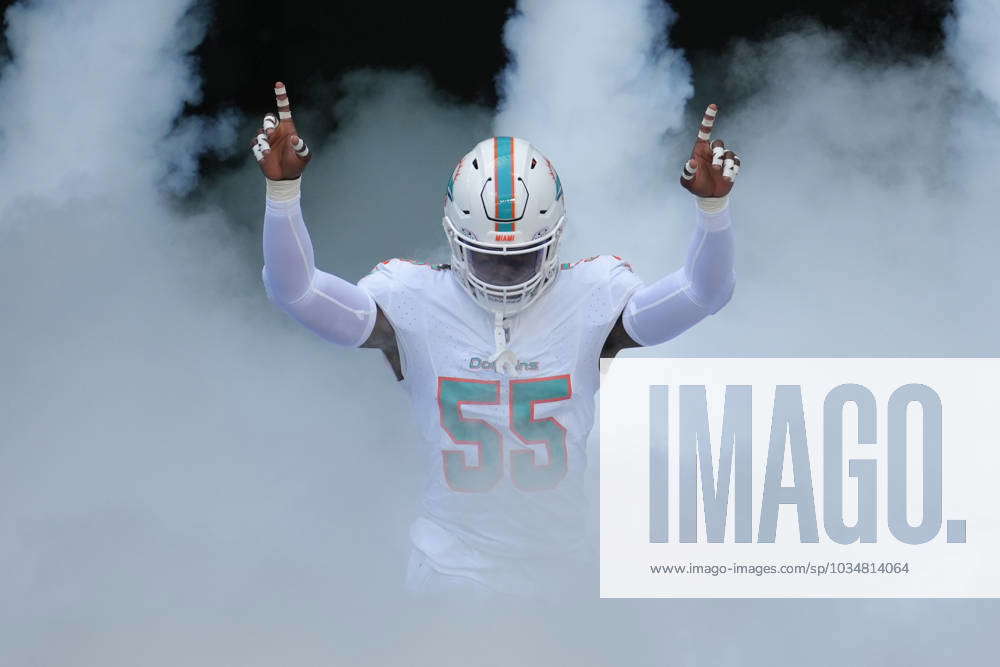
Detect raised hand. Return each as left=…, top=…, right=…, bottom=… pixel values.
left=250, top=81, right=312, bottom=180
left=679, top=104, right=742, bottom=197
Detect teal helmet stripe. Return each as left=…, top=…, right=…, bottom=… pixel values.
left=494, top=136, right=516, bottom=225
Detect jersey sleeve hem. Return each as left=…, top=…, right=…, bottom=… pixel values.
left=622, top=299, right=652, bottom=347
left=349, top=290, right=379, bottom=347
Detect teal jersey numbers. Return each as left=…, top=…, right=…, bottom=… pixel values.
left=510, top=376, right=572, bottom=491
left=438, top=377, right=503, bottom=492
left=437, top=375, right=573, bottom=492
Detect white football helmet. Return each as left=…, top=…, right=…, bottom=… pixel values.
left=443, top=136, right=566, bottom=316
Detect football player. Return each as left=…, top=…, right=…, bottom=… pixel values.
left=253, top=82, right=740, bottom=596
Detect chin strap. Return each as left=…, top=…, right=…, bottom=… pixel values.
left=488, top=311, right=520, bottom=375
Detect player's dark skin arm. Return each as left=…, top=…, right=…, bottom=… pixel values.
left=601, top=315, right=641, bottom=359
left=601, top=104, right=737, bottom=362
left=251, top=83, right=404, bottom=381
left=362, top=308, right=404, bottom=381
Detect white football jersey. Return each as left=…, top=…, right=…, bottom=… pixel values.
left=359, top=254, right=642, bottom=592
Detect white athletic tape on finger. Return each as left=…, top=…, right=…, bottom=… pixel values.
left=296, top=146, right=310, bottom=158
left=274, top=85, right=287, bottom=96
left=705, top=106, right=718, bottom=118
left=276, top=97, right=289, bottom=108
left=292, top=137, right=304, bottom=150
left=698, top=130, right=711, bottom=141
left=723, top=158, right=736, bottom=181
left=252, top=144, right=264, bottom=162
left=712, top=146, right=725, bottom=167
left=732, top=158, right=741, bottom=174
left=682, top=161, right=697, bottom=180
left=263, top=115, right=278, bottom=130
left=702, top=117, right=715, bottom=128
left=278, top=110, right=291, bottom=119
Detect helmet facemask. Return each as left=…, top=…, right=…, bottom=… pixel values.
left=444, top=216, right=564, bottom=317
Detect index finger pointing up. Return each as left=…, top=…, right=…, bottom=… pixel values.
left=697, top=104, right=718, bottom=142
left=274, top=81, right=292, bottom=121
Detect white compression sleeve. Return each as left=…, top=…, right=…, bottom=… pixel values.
left=622, top=198, right=735, bottom=346
left=262, top=185, right=377, bottom=347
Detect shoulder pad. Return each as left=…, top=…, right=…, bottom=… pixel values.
left=363, top=258, right=451, bottom=294
left=560, top=254, right=634, bottom=273
left=369, top=258, right=449, bottom=273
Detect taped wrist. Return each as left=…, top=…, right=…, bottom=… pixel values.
left=696, top=194, right=729, bottom=214
left=266, top=177, right=301, bottom=202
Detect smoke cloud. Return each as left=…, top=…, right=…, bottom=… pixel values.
left=495, top=0, right=692, bottom=258
left=0, top=0, right=997, bottom=664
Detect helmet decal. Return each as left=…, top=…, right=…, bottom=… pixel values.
left=545, top=157, right=563, bottom=201
left=446, top=158, right=463, bottom=202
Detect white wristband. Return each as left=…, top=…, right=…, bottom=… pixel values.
left=696, top=194, right=729, bottom=214
left=266, top=177, right=301, bottom=202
